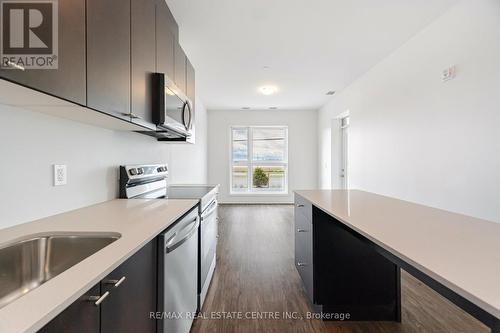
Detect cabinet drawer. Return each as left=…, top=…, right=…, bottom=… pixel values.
left=295, top=228, right=314, bottom=302
left=294, top=195, right=312, bottom=222
left=295, top=208, right=312, bottom=232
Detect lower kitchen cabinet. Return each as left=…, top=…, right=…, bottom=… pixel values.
left=37, top=284, right=100, bottom=333
left=38, top=240, right=157, bottom=333
left=100, top=240, right=157, bottom=333
left=294, top=194, right=400, bottom=321
left=294, top=205, right=314, bottom=303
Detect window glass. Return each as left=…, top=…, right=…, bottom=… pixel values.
left=232, top=128, right=248, bottom=162
left=252, top=165, right=286, bottom=192
left=231, top=166, right=248, bottom=192
left=252, top=128, right=286, bottom=162
left=230, top=127, right=288, bottom=194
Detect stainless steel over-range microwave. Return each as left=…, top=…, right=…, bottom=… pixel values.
left=152, top=73, right=194, bottom=143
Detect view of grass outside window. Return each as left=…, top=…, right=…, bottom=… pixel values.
left=231, top=126, right=288, bottom=194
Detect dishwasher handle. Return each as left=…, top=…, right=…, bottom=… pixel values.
left=166, top=217, right=199, bottom=253
left=201, top=200, right=217, bottom=221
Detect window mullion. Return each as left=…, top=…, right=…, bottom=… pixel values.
left=248, top=127, right=252, bottom=192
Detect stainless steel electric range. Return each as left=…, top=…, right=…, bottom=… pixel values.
left=119, top=164, right=219, bottom=313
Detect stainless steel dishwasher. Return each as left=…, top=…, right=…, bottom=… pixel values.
left=158, top=207, right=199, bottom=333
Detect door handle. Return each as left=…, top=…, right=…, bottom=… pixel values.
left=296, top=204, right=304, bottom=208
left=296, top=228, right=308, bottom=233
left=297, top=262, right=308, bottom=267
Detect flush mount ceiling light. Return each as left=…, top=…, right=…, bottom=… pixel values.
left=259, top=85, right=278, bottom=96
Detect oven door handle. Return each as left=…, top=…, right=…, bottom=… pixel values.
left=166, top=217, right=199, bottom=253
left=201, top=201, right=218, bottom=221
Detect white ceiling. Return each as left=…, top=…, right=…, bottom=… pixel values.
left=166, top=0, right=457, bottom=111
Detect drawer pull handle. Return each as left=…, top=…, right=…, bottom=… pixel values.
left=88, top=291, right=110, bottom=306
left=105, top=276, right=126, bottom=288
left=296, top=204, right=304, bottom=208
left=297, top=262, right=308, bottom=267
left=6, top=61, right=25, bottom=71
left=296, top=228, right=308, bottom=233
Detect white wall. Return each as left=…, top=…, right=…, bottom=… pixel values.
left=208, top=109, right=317, bottom=203
left=318, top=0, right=500, bottom=222
left=0, top=98, right=208, bottom=230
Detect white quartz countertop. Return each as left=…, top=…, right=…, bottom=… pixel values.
left=0, top=199, right=198, bottom=333
left=294, top=190, right=500, bottom=319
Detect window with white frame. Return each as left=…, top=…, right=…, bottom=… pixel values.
left=230, top=126, right=288, bottom=194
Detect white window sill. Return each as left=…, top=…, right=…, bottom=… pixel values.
left=229, top=192, right=289, bottom=196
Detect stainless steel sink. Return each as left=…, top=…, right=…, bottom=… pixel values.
left=0, top=232, right=121, bottom=309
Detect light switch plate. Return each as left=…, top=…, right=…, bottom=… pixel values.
left=53, top=164, right=67, bottom=186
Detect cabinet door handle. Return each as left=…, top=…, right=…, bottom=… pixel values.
left=297, top=262, right=308, bottom=267
left=120, top=112, right=141, bottom=120
left=104, top=276, right=126, bottom=288
left=296, top=228, right=308, bottom=233
left=88, top=291, right=110, bottom=306
left=296, top=204, right=304, bottom=208
left=6, top=61, right=25, bottom=71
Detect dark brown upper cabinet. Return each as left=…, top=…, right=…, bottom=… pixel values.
left=87, top=0, right=131, bottom=121
left=156, top=0, right=179, bottom=41
left=0, top=0, right=86, bottom=105
left=131, top=0, right=157, bottom=129
left=174, top=42, right=187, bottom=93
left=186, top=58, right=195, bottom=107
left=156, top=1, right=175, bottom=80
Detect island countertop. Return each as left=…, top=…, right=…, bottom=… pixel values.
left=0, top=198, right=198, bottom=333
left=294, top=189, right=500, bottom=320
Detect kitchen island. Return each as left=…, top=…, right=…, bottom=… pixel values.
left=294, top=189, right=500, bottom=332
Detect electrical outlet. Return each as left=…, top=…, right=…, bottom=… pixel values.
left=53, top=164, right=67, bottom=186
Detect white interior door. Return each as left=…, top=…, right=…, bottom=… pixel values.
left=340, top=116, right=349, bottom=189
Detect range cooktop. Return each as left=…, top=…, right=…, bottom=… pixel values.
left=167, top=186, right=217, bottom=199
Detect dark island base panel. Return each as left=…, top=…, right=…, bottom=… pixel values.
left=307, top=201, right=500, bottom=332
left=312, top=207, right=401, bottom=322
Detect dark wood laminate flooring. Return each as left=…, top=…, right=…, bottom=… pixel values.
left=191, top=205, right=489, bottom=333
